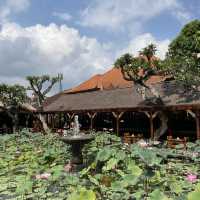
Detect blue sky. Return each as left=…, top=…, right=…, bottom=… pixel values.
left=13, top=0, right=199, bottom=42
left=0, top=0, right=199, bottom=93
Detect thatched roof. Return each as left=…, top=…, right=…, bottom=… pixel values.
left=0, top=101, right=36, bottom=113
left=43, top=81, right=200, bottom=113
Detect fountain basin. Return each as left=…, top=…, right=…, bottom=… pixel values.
left=61, top=134, right=94, bottom=165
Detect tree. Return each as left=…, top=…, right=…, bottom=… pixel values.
left=166, top=20, right=200, bottom=87
left=114, top=44, right=168, bottom=139
left=26, top=75, right=60, bottom=132
left=0, top=84, right=35, bottom=132
left=114, top=20, right=200, bottom=139
left=115, top=44, right=163, bottom=100
left=26, top=75, right=60, bottom=107
left=168, top=20, right=200, bottom=58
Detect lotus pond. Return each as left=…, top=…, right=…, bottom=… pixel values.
left=0, top=130, right=200, bottom=200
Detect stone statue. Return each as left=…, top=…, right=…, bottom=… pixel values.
left=74, top=115, right=80, bottom=136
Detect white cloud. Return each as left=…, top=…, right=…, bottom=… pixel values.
left=80, top=0, right=191, bottom=31
left=120, top=33, right=170, bottom=59
left=0, top=23, right=113, bottom=91
left=0, top=22, right=170, bottom=95
left=173, top=10, right=192, bottom=24
left=53, top=12, right=72, bottom=21
left=0, top=0, right=30, bottom=22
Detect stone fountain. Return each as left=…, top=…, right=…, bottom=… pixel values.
left=61, top=115, right=94, bottom=166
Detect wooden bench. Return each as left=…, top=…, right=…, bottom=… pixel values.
left=167, top=136, right=187, bottom=149
left=123, top=133, right=143, bottom=144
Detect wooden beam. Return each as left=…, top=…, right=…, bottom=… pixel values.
left=152, top=111, right=159, bottom=119
left=59, top=113, right=62, bottom=128
left=25, top=114, right=30, bottom=128
left=186, top=110, right=196, bottom=118
left=150, top=112, right=154, bottom=139
left=185, top=110, right=200, bottom=140
left=112, top=112, right=124, bottom=136
left=119, top=112, right=124, bottom=119
left=87, top=112, right=91, bottom=118
left=47, top=114, right=50, bottom=126
left=144, top=111, right=158, bottom=139
left=88, top=112, right=97, bottom=130
left=144, top=111, right=150, bottom=118
left=67, top=113, right=71, bottom=119
left=67, top=113, right=74, bottom=120
left=195, top=111, right=200, bottom=140
left=51, top=114, right=54, bottom=128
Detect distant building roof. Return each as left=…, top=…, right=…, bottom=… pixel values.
left=43, top=81, right=200, bottom=113
left=65, top=68, right=167, bottom=94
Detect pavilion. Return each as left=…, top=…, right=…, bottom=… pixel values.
left=42, top=68, right=200, bottom=140
left=0, top=102, right=36, bottom=133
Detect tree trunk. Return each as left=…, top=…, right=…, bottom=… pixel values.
left=37, top=113, right=50, bottom=133
left=136, top=85, right=147, bottom=100
left=138, top=84, right=168, bottom=139
left=148, top=84, right=160, bottom=99
left=20, top=103, right=49, bottom=133
left=154, top=112, right=168, bottom=140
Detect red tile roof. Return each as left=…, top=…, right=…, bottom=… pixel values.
left=65, top=68, right=167, bottom=94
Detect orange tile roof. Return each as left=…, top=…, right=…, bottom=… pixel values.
left=65, top=67, right=167, bottom=94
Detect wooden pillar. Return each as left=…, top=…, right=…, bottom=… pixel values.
left=47, top=114, right=51, bottom=126
left=25, top=114, right=30, bottom=128
left=195, top=111, right=200, bottom=140
left=112, top=112, right=124, bottom=136
left=49, top=114, right=52, bottom=128
left=150, top=113, right=154, bottom=139
left=187, top=109, right=200, bottom=140
left=59, top=113, right=62, bottom=128
left=144, top=111, right=158, bottom=139
left=51, top=114, right=54, bottom=128
left=67, top=113, right=75, bottom=127
left=87, top=112, right=97, bottom=130
left=44, top=113, right=49, bottom=127
left=45, top=114, right=48, bottom=124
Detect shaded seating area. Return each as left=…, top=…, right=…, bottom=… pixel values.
left=0, top=127, right=12, bottom=134
left=42, top=70, right=200, bottom=141
left=167, top=136, right=187, bottom=149
left=123, top=133, right=143, bottom=144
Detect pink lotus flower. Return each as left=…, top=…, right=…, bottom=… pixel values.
left=64, top=161, right=73, bottom=172
left=36, top=173, right=51, bottom=180
left=186, top=174, right=197, bottom=183
left=192, top=152, right=199, bottom=158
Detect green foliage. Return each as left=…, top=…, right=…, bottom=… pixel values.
left=168, top=20, right=200, bottom=58
left=0, top=131, right=199, bottom=200
left=0, top=130, right=70, bottom=199
left=68, top=188, right=96, bottom=200
left=149, top=189, right=171, bottom=200
left=165, top=20, right=200, bottom=87
left=114, top=20, right=200, bottom=91
left=140, top=44, right=157, bottom=60
left=187, top=183, right=200, bottom=200
left=26, top=74, right=60, bottom=106
left=0, top=84, right=27, bottom=107
left=114, top=46, right=160, bottom=85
